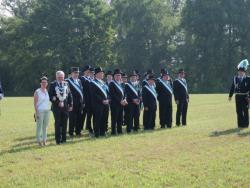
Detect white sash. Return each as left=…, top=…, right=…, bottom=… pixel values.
left=67, top=78, right=83, bottom=100
left=159, top=79, right=173, bottom=95
left=177, top=79, right=188, bottom=93
left=126, top=82, right=138, bottom=96
left=144, top=85, right=157, bottom=101
left=111, top=80, right=124, bottom=96
left=91, top=80, right=107, bottom=98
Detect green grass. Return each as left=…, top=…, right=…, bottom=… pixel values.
left=0, top=95, right=250, bottom=188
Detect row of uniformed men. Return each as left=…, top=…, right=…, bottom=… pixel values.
left=48, top=66, right=189, bottom=144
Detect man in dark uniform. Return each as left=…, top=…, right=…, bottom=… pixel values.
left=173, top=69, right=189, bottom=126
left=0, top=81, right=3, bottom=100
left=109, top=69, right=128, bottom=135
left=125, top=71, right=141, bottom=132
left=156, top=69, right=173, bottom=128
left=122, top=72, right=129, bottom=126
left=49, top=71, right=73, bottom=144
left=89, top=67, right=109, bottom=137
left=229, top=59, right=250, bottom=128
left=106, top=70, right=113, bottom=85
left=104, top=70, right=112, bottom=132
left=80, top=65, right=93, bottom=134
left=142, top=69, right=154, bottom=87
left=66, top=67, right=85, bottom=138
left=142, top=74, right=157, bottom=130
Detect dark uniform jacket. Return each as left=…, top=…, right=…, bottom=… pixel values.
left=156, top=79, right=173, bottom=103
left=229, top=76, right=250, bottom=98
left=173, top=79, right=189, bottom=102
left=66, top=77, right=85, bottom=111
left=89, top=79, right=109, bottom=106
left=48, top=81, right=73, bottom=111
left=125, top=81, right=140, bottom=103
left=109, top=81, right=125, bottom=106
left=142, top=85, right=157, bottom=110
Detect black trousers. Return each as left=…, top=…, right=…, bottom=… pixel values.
left=123, top=106, right=129, bottom=126
left=105, top=107, right=110, bottom=132
left=52, top=108, right=68, bottom=144
left=127, top=103, right=140, bottom=132
left=159, top=101, right=172, bottom=128
left=93, top=105, right=109, bottom=137
left=235, top=95, right=249, bottom=128
left=111, top=104, right=123, bottom=135
left=69, top=108, right=82, bottom=136
left=143, top=108, right=156, bottom=130
left=176, top=100, right=188, bottom=126
left=82, top=107, right=93, bottom=133
left=81, top=107, right=87, bottom=130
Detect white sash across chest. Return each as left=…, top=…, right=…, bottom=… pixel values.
left=159, top=79, right=173, bottom=95
left=144, top=85, right=157, bottom=101
left=111, top=80, right=124, bottom=96
left=177, top=79, right=188, bottom=92
left=67, top=78, right=83, bottom=100
left=126, top=82, right=138, bottom=96
left=91, top=80, right=107, bottom=98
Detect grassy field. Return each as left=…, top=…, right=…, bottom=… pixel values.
left=0, top=95, right=250, bottom=188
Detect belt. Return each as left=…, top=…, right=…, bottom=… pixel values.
left=235, top=93, right=248, bottom=95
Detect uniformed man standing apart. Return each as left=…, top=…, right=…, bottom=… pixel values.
left=173, top=69, right=189, bottom=126
left=0, top=81, right=3, bottom=100
left=80, top=65, right=93, bottom=134
left=142, top=74, right=157, bottom=130
left=109, top=69, right=128, bottom=135
left=156, top=69, right=173, bottom=128
left=0, top=81, right=4, bottom=116
left=125, top=71, right=141, bottom=133
left=89, top=67, right=109, bottom=137
left=49, top=71, right=73, bottom=144
left=66, top=67, right=85, bottom=138
left=229, top=59, right=250, bottom=128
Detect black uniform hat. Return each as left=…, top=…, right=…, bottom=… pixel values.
left=134, top=70, right=140, bottom=77
left=89, top=67, right=95, bottom=73
left=82, top=65, right=91, bottom=72
left=106, top=70, right=113, bottom=76
left=129, top=70, right=138, bottom=77
left=71, top=67, right=80, bottom=73
left=178, top=68, right=185, bottom=74
left=144, top=69, right=154, bottom=77
left=122, top=72, right=128, bottom=78
left=237, top=59, right=249, bottom=72
left=94, top=67, right=104, bottom=75
left=161, top=68, right=169, bottom=76
left=147, top=74, right=156, bottom=81
left=113, top=69, right=122, bottom=76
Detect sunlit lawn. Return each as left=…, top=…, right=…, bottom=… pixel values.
left=0, top=95, right=250, bottom=188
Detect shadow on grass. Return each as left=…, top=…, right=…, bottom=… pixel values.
left=0, top=136, right=93, bottom=157
left=238, top=131, right=250, bottom=137
left=1, top=125, right=184, bottom=156
left=209, top=128, right=242, bottom=137
left=14, top=133, right=55, bottom=142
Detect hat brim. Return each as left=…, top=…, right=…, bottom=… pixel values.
left=147, top=78, right=156, bottom=81
left=95, top=71, right=104, bottom=74
left=129, top=74, right=137, bottom=77
left=238, top=68, right=246, bottom=72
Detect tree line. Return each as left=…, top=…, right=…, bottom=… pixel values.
left=0, top=0, right=250, bottom=95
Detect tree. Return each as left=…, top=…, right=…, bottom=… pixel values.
left=111, top=0, right=179, bottom=74
left=180, top=0, right=250, bottom=93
